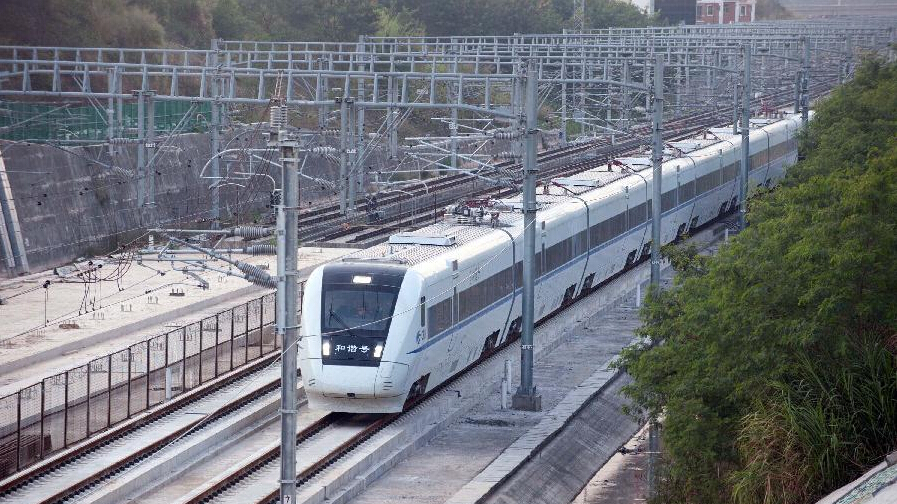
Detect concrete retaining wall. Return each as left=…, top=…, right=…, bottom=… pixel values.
left=0, top=130, right=346, bottom=276
left=0, top=126, right=563, bottom=277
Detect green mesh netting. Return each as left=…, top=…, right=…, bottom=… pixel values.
left=0, top=100, right=211, bottom=143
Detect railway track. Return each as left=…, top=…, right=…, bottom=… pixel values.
left=0, top=358, right=289, bottom=504
left=178, top=412, right=389, bottom=504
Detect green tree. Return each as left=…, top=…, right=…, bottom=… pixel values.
left=375, top=1, right=425, bottom=37
left=146, top=0, right=215, bottom=47
left=585, top=0, right=657, bottom=29
left=0, top=0, right=165, bottom=47
left=616, top=59, right=897, bottom=504
left=212, top=0, right=262, bottom=40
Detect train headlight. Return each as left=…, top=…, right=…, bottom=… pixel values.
left=373, top=343, right=383, bottom=359
left=322, top=339, right=331, bottom=357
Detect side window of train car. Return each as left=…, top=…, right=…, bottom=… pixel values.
left=661, top=189, right=676, bottom=213
left=589, top=221, right=601, bottom=248
left=750, top=149, right=768, bottom=170
left=695, top=170, right=721, bottom=195
left=427, top=297, right=452, bottom=336
left=611, top=211, right=626, bottom=238
left=545, top=238, right=572, bottom=273
left=627, top=204, right=646, bottom=230
left=679, top=180, right=695, bottom=202
left=497, top=267, right=513, bottom=298
left=574, top=230, right=588, bottom=257
left=459, top=276, right=484, bottom=321
left=722, top=163, right=737, bottom=183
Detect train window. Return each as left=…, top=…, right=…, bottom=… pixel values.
left=590, top=222, right=601, bottom=248
left=459, top=281, right=482, bottom=320
left=498, top=267, right=513, bottom=297
left=615, top=211, right=627, bottom=236
left=695, top=171, right=720, bottom=195
left=679, top=180, right=695, bottom=202
left=545, top=238, right=572, bottom=273
left=322, top=285, right=399, bottom=335
left=749, top=150, right=767, bottom=170
left=661, top=189, right=676, bottom=213
left=455, top=266, right=515, bottom=323
left=575, top=230, right=588, bottom=256
left=722, top=163, right=737, bottom=183
left=628, top=203, right=647, bottom=230
left=420, top=296, right=426, bottom=327
left=428, top=297, right=453, bottom=336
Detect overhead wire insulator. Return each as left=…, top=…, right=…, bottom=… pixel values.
left=243, top=244, right=276, bottom=255
left=270, top=104, right=288, bottom=129
left=109, top=137, right=140, bottom=145
left=493, top=130, right=523, bottom=140
left=311, top=146, right=337, bottom=155
left=231, top=226, right=273, bottom=239
left=495, top=151, right=521, bottom=160
left=236, top=262, right=276, bottom=288
left=245, top=271, right=277, bottom=289
left=320, top=129, right=340, bottom=136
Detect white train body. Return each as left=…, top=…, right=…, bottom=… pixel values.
left=299, top=113, right=806, bottom=413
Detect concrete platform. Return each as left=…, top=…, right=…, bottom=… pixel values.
left=0, top=246, right=352, bottom=396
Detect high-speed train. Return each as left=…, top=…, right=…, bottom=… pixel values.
left=299, top=111, right=806, bottom=413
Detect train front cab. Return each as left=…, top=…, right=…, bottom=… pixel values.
left=299, top=262, right=415, bottom=413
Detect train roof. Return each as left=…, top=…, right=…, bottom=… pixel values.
left=341, top=113, right=800, bottom=268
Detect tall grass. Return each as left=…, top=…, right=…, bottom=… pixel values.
left=730, top=338, right=897, bottom=504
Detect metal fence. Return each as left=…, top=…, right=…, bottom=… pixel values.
left=0, top=100, right=211, bottom=143
left=0, top=291, right=277, bottom=479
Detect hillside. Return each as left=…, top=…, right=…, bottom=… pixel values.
left=0, top=0, right=656, bottom=48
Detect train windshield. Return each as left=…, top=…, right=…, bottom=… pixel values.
left=321, top=285, right=399, bottom=335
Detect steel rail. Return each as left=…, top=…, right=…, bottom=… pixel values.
left=0, top=353, right=286, bottom=503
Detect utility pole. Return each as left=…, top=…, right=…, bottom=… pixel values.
left=512, top=60, right=542, bottom=412
left=560, top=37, right=567, bottom=145
left=269, top=101, right=299, bottom=504
left=450, top=79, right=459, bottom=171
left=338, top=93, right=349, bottom=214
left=210, top=39, right=223, bottom=226
left=133, top=90, right=149, bottom=211
left=146, top=93, right=156, bottom=210
left=650, top=54, right=664, bottom=289
left=106, top=69, right=115, bottom=156
left=646, top=52, right=664, bottom=501
left=732, top=73, right=739, bottom=135
left=574, top=0, right=585, bottom=33
left=739, top=45, right=752, bottom=231
left=801, top=37, right=810, bottom=128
